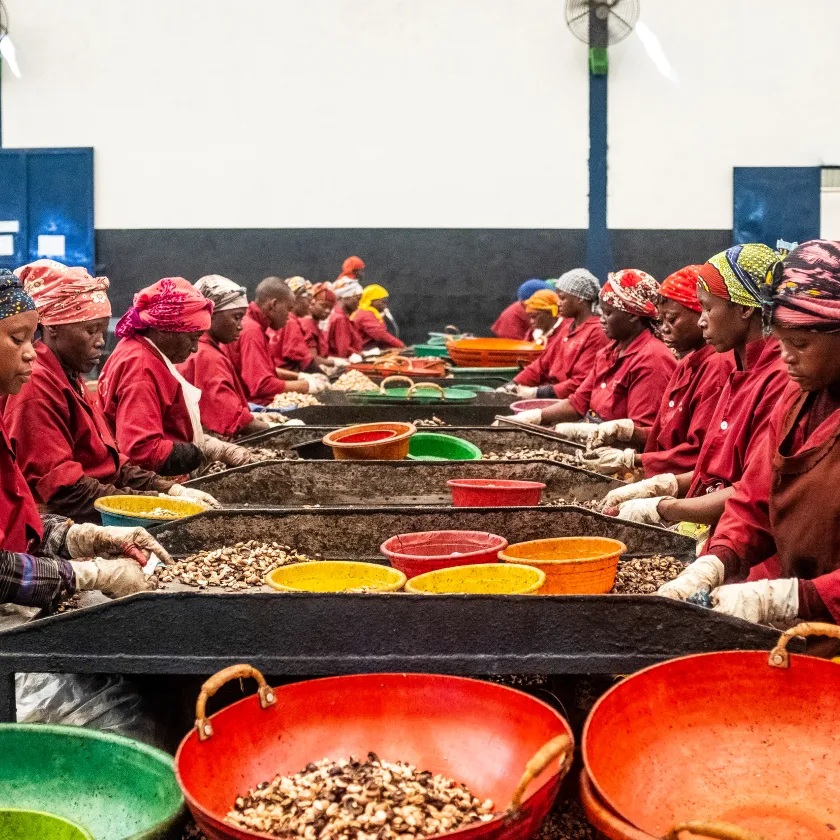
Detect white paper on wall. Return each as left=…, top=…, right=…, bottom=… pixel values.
left=37, top=234, right=65, bottom=257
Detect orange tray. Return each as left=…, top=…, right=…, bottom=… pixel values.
left=446, top=338, right=542, bottom=368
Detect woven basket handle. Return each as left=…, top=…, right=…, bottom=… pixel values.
left=407, top=383, right=446, bottom=400
left=379, top=375, right=415, bottom=393
left=507, top=734, right=573, bottom=814
left=195, top=664, right=276, bottom=742
left=768, top=621, right=840, bottom=668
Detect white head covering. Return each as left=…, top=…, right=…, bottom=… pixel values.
left=195, top=274, right=248, bottom=312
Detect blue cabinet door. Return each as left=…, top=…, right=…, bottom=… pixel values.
left=0, top=150, right=27, bottom=270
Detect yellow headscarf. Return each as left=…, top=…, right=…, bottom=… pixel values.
left=524, top=289, right=560, bottom=318
left=353, top=284, right=389, bottom=321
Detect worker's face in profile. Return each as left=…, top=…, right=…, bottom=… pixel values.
left=355, top=269, right=365, bottom=283
left=0, top=310, right=38, bottom=395
left=656, top=298, right=704, bottom=356
left=211, top=308, right=245, bottom=345
left=344, top=294, right=362, bottom=314
left=774, top=325, right=840, bottom=392
left=48, top=317, right=109, bottom=375
left=293, top=294, right=312, bottom=318
left=371, top=297, right=389, bottom=314
left=556, top=291, right=582, bottom=319
left=528, top=309, right=556, bottom=333
left=265, top=296, right=292, bottom=330
left=310, top=298, right=334, bottom=320
left=599, top=300, right=639, bottom=341
left=151, top=329, right=204, bottom=364
left=696, top=286, right=753, bottom=353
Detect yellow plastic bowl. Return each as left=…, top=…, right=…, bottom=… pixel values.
left=498, top=536, right=627, bottom=594
left=404, top=562, right=545, bottom=595
left=93, top=495, right=206, bottom=527
left=265, top=561, right=407, bottom=593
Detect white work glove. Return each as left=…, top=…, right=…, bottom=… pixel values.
left=285, top=418, right=306, bottom=427
left=166, top=484, right=220, bottom=510
left=614, top=496, right=670, bottom=525
left=66, top=523, right=174, bottom=565
left=348, top=353, right=364, bottom=364
left=71, top=558, right=153, bottom=599
left=603, top=473, right=679, bottom=509
left=328, top=357, right=349, bottom=369
left=514, top=385, right=539, bottom=399
left=201, top=436, right=253, bottom=468
left=363, top=347, right=382, bottom=357
left=512, top=409, right=543, bottom=425
left=711, top=578, right=800, bottom=628
left=553, top=422, right=594, bottom=442
left=299, top=372, right=328, bottom=394
left=497, top=381, right=519, bottom=394
left=587, top=419, right=635, bottom=449
left=575, top=447, right=636, bottom=474
left=657, top=555, right=725, bottom=601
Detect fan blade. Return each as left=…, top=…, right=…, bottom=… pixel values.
left=567, top=8, right=590, bottom=26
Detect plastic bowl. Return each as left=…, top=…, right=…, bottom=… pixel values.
left=93, top=495, right=206, bottom=528
left=446, top=338, right=543, bottom=368
left=380, top=530, right=509, bottom=579
left=405, top=562, right=545, bottom=595
left=447, top=478, right=546, bottom=507
left=265, top=561, right=406, bottom=592
left=510, top=398, right=563, bottom=413
left=0, top=809, right=94, bottom=840
left=406, top=432, right=482, bottom=461
left=323, top=422, right=416, bottom=460
left=499, top=537, right=627, bottom=594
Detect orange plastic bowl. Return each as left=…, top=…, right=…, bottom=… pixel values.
left=446, top=338, right=542, bottom=368
left=498, top=537, right=626, bottom=594
left=323, top=422, right=416, bottom=460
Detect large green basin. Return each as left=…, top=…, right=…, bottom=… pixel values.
left=0, top=724, right=184, bottom=839
left=407, top=432, right=483, bottom=461
left=0, top=809, right=93, bottom=840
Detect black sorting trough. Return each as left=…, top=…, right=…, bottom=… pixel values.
left=276, top=405, right=512, bottom=425
left=184, top=459, right=620, bottom=507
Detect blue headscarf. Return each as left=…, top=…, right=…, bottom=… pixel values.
left=0, top=269, right=36, bottom=320
left=517, top=278, right=550, bottom=301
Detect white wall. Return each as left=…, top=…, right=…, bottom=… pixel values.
left=1, top=0, right=590, bottom=229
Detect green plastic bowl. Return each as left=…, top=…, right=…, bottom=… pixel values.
left=0, top=724, right=184, bottom=840
left=406, top=432, right=483, bottom=461
left=0, top=809, right=93, bottom=840
left=413, top=344, right=451, bottom=358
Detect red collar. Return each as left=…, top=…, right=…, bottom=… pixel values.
left=247, top=301, right=272, bottom=332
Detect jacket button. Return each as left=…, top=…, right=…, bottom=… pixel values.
left=720, top=420, right=728, bottom=430
left=668, top=400, right=674, bottom=408
left=600, top=382, right=606, bottom=389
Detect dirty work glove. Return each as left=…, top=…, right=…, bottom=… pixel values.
left=512, top=409, right=543, bottom=425
left=348, top=353, right=364, bottom=364
left=201, top=436, right=253, bottom=468
left=614, top=496, right=671, bottom=525
left=711, top=578, right=800, bottom=628
left=70, top=558, right=153, bottom=599
left=327, top=357, right=349, bottom=369
left=166, top=484, right=220, bottom=509
left=575, top=447, right=636, bottom=474
left=299, top=372, right=328, bottom=394
left=553, top=422, right=594, bottom=442
left=284, top=418, right=306, bottom=427
left=657, top=555, right=725, bottom=601
left=496, top=381, right=519, bottom=394
left=363, top=347, right=382, bottom=358
left=588, top=419, right=635, bottom=449
left=66, top=523, right=174, bottom=566
left=603, top=473, right=679, bottom=510
left=513, top=385, right=539, bottom=399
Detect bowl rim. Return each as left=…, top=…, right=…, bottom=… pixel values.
left=265, top=560, right=407, bottom=592
left=446, top=479, right=547, bottom=491
left=404, top=561, right=546, bottom=594
left=92, top=495, right=204, bottom=520
left=499, top=537, right=627, bottom=566
left=380, top=530, right=509, bottom=562
left=323, top=422, right=416, bottom=448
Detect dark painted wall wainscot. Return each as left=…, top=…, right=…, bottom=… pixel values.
left=95, top=228, right=732, bottom=344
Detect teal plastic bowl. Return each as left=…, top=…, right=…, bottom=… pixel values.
left=407, top=432, right=483, bottom=461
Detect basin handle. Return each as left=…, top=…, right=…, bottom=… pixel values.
left=768, top=621, right=840, bottom=668
left=407, top=383, right=446, bottom=401
left=507, top=734, right=573, bottom=815
left=443, top=325, right=461, bottom=335
left=379, top=356, right=413, bottom=371
left=195, top=664, right=276, bottom=741
left=667, top=822, right=768, bottom=840
left=379, top=375, right=415, bottom=393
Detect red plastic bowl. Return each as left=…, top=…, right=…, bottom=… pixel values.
left=340, top=429, right=397, bottom=444
left=447, top=479, right=546, bottom=507
left=509, top=399, right=562, bottom=413
left=380, top=530, right=509, bottom=579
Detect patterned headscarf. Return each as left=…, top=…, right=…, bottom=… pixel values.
left=0, top=269, right=36, bottom=321
left=312, top=283, right=337, bottom=305
left=517, top=279, right=549, bottom=301
left=334, top=276, right=364, bottom=300
left=555, top=268, right=601, bottom=302
left=601, top=269, right=659, bottom=318
left=524, top=289, right=560, bottom=317
left=659, top=265, right=703, bottom=313
left=765, top=240, right=840, bottom=333
left=286, top=276, right=314, bottom=297
left=194, top=274, right=248, bottom=312
left=115, top=277, right=214, bottom=338
left=698, top=244, right=780, bottom=309
left=340, top=256, right=365, bottom=280
left=16, top=259, right=111, bottom=326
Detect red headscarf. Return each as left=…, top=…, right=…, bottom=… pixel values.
left=600, top=269, right=659, bottom=318
left=312, top=282, right=337, bottom=304
left=659, top=265, right=703, bottom=313
left=340, top=256, right=365, bottom=279
left=16, top=259, right=111, bottom=326
left=115, top=277, right=213, bottom=338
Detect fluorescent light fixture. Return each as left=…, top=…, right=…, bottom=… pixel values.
left=0, top=34, right=21, bottom=78
left=635, top=21, right=678, bottom=86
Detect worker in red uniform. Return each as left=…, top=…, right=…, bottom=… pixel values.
left=0, top=270, right=174, bottom=608
left=604, top=244, right=789, bottom=527
left=506, top=269, right=607, bottom=399
left=491, top=279, right=549, bottom=340
left=178, top=275, right=271, bottom=440
left=99, top=277, right=253, bottom=476
left=227, top=276, right=322, bottom=405
left=658, top=239, right=840, bottom=628
left=352, top=284, right=405, bottom=351
left=514, top=270, right=676, bottom=437
left=306, top=283, right=335, bottom=359
left=4, top=261, right=215, bottom=520
left=327, top=276, right=365, bottom=360
left=577, top=266, right=733, bottom=476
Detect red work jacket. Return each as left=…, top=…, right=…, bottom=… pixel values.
left=178, top=334, right=253, bottom=438
left=514, top=316, right=608, bottom=398
left=0, top=419, right=43, bottom=552
left=327, top=306, right=363, bottom=358
left=686, top=337, right=789, bottom=498
left=567, top=329, right=676, bottom=427
left=5, top=342, right=128, bottom=504
left=300, top=316, right=327, bottom=358
left=98, top=336, right=195, bottom=472
left=279, top=314, right=316, bottom=370
left=710, top=381, right=840, bottom=622
left=640, top=344, right=734, bottom=478
left=226, top=303, right=289, bottom=405
left=491, top=302, right=531, bottom=340
left=352, top=309, right=405, bottom=351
